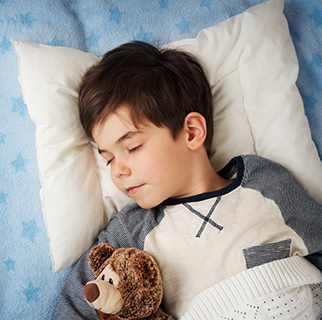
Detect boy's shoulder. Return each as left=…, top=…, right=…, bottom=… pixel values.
left=99, top=203, right=166, bottom=250
left=241, top=154, right=291, bottom=173
left=219, top=154, right=293, bottom=188
left=240, top=154, right=299, bottom=188
left=239, top=155, right=322, bottom=214
left=220, top=154, right=313, bottom=205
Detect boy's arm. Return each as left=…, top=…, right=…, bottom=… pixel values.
left=53, top=210, right=141, bottom=320
left=243, top=155, right=322, bottom=271
left=53, top=244, right=100, bottom=320
left=273, top=172, right=322, bottom=271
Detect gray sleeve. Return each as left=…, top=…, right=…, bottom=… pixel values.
left=52, top=214, right=129, bottom=320
left=242, top=155, right=322, bottom=271
left=52, top=245, right=100, bottom=320
left=53, top=204, right=163, bottom=319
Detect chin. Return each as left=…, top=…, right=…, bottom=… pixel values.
left=137, top=202, right=155, bottom=210
left=136, top=199, right=162, bottom=210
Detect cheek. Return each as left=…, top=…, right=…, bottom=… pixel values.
left=137, top=155, right=163, bottom=177
left=152, top=150, right=182, bottom=174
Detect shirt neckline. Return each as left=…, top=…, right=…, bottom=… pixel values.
left=162, top=156, right=244, bottom=206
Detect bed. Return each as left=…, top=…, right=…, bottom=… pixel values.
left=0, top=0, right=321, bottom=319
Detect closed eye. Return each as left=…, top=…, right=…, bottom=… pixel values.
left=128, top=145, right=141, bottom=154
left=104, top=145, right=141, bottom=166
left=106, top=158, right=114, bottom=166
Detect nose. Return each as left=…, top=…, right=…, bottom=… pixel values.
left=112, top=159, right=131, bottom=178
left=84, top=282, right=100, bottom=303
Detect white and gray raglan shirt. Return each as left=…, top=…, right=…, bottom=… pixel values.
left=54, top=155, right=322, bottom=320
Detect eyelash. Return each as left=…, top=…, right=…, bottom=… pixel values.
left=105, top=145, right=141, bottom=166
left=128, top=145, right=141, bottom=153
left=106, top=159, right=113, bottom=166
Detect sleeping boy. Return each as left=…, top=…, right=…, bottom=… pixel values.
left=54, top=41, right=322, bottom=319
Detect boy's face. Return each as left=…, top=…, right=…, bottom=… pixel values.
left=92, top=107, right=195, bottom=209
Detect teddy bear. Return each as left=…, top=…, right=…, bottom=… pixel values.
left=83, top=243, right=174, bottom=320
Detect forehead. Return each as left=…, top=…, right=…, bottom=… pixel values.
left=92, top=108, right=135, bottom=139
left=92, top=107, right=153, bottom=152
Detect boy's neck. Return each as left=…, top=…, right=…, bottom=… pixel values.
left=198, top=156, right=232, bottom=193
left=180, top=151, right=232, bottom=199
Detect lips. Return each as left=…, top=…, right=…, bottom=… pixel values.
left=126, top=184, right=144, bottom=194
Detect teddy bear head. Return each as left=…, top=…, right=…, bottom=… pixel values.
left=83, top=243, right=164, bottom=319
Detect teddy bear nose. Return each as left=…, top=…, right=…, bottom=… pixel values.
left=84, top=283, right=100, bottom=303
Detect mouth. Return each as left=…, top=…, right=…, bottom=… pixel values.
left=125, top=184, right=145, bottom=194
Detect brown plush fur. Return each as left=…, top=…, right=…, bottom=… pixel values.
left=89, top=243, right=115, bottom=278
left=86, top=244, right=173, bottom=320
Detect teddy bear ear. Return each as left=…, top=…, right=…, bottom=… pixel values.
left=132, top=251, right=162, bottom=289
left=88, top=243, right=115, bottom=273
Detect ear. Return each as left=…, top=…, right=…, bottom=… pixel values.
left=88, top=243, right=115, bottom=273
left=131, top=251, right=162, bottom=289
left=183, top=112, right=207, bottom=151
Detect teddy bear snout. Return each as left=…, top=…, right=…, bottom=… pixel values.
left=84, top=282, right=100, bottom=303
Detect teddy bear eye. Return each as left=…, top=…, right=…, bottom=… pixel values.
left=109, top=278, right=114, bottom=285
left=101, top=275, right=105, bottom=281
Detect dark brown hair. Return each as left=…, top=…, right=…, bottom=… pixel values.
left=79, top=41, right=213, bottom=154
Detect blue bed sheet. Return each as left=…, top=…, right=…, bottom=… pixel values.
left=0, top=0, right=321, bottom=319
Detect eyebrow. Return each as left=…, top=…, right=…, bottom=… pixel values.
left=98, top=131, right=141, bottom=155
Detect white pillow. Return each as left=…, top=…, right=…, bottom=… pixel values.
left=13, top=0, right=322, bottom=272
